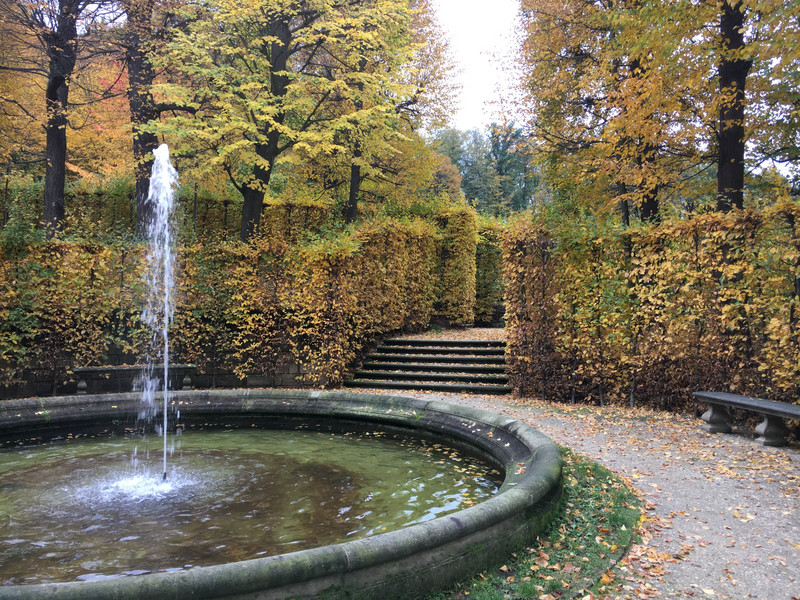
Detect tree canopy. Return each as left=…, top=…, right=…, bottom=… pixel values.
left=518, top=0, right=800, bottom=221
left=0, top=0, right=796, bottom=238
left=433, top=124, right=540, bottom=216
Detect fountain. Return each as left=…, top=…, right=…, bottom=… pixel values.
left=0, top=148, right=563, bottom=599
left=137, top=143, right=178, bottom=481
left=0, top=391, right=562, bottom=599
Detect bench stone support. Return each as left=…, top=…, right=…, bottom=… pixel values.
left=695, top=391, right=799, bottom=447
left=700, top=404, right=732, bottom=434
left=754, top=414, right=789, bottom=447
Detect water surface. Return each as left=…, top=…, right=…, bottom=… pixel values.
left=0, top=428, right=500, bottom=584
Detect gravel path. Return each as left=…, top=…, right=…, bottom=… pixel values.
left=347, top=386, right=800, bottom=599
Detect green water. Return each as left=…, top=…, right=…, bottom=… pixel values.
left=0, top=428, right=500, bottom=585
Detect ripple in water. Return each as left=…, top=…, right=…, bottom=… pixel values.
left=0, top=428, right=501, bottom=585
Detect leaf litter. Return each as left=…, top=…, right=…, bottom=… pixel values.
left=346, top=382, right=798, bottom=600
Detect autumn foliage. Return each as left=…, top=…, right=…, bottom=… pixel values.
left=475, top=216, right=505, bottom=325
left=435, top=206, right=478, bottom=326
left=503, top=202, right=800, bottom=409
left=0, top=207, right=481, bottom=393
left=0, top=238, right=146, bottom=392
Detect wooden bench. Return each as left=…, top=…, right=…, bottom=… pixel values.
left=693, top=391, right=800, bottom=447
left=73, top=364, right=197, bottom=395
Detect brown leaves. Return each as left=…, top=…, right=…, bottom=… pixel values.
left=502, top=206, right=800, bottom=409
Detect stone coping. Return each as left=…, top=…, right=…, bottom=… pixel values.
left=71, top=364, right=197, bottom=374
left=0, top=390, right=563, bottom=600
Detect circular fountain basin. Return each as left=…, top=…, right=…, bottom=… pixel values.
left=0, top=390, right=562, bottom=600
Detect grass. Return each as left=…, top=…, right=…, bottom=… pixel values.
left=427, top=448, right=642, bottom=600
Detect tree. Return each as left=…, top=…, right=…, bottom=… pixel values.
left=119, top=0, right=163, bottom=233
left=716, top=0, right=751, bottom=212
left=488, top=123, right=538, bottom=213
left=340, top=0, right=456, bottom=223
left=154, top=0, right=422, bottom=241
left=400, top=0, right=457, bottom=132
left=519, top=0, right=677, bottom=223
left=0, top=0, right=44, bottom=172
left=0, top=0, right=121, bottom=235
left=460, top=129, right=501, bottom=214
left=434, top=126, right=538, bottom=216
left=518, top=0, right=800, bottom=219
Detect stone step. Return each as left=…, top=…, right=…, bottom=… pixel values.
left=347, top=335, right=511, bottom=395
left=376, top=345, right=505, bottom=356
left=344, top=380, right=512, bottom=395
left=364, top=353, right=506, bottom=365
left=384, top=338, right=505, bottom=348
left=361, top=361, right=506, bottom=374
left=353, top=370, right=509, bottom=384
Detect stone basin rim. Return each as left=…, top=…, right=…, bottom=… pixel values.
left=0, top=389, right=563, bottom=600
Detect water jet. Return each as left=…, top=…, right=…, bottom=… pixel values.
left=137, top=143, right=178, bottom=482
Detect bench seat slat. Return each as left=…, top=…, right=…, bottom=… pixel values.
left=693, top=391, right=800, bottom=420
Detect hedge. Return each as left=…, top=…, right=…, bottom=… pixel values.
left=435, top=206, right=478, bottom=325
left=0, top=213, right=453, bottom=393
left=502, top=202, right=800, bottom=409
left=475, top=216, right=505, bottom=325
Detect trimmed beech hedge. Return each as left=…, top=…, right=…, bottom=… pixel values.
left=1, top=208, right=483, bottom=393
left=502, top=204, right=800, bottom=410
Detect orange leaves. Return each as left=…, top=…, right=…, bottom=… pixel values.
left=502, top=203, right=800, bottom=408
left=436, top=206, right=478, bottom=326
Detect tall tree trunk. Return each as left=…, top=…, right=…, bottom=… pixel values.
left=616, top=187, right=630, bottom=228
left=343, top=56, right=367, bottom=225
left=640, top=182, right=659, bottom=222
left=344, top=147, right=362, bottom=224
left=239, top=16, right=290, bottom=242
left=123, top=0, right=160, bottom=236
left=638, top=140, right=660, bottom=223
left=240, top=142, right=276, bottom=242
left=43, top=0, right=79, bottom=237
left=717, top=0, right=752, bottom=213
left=241, top=185, right=265, bottom=242
left=43, top=78, right=67, bottom=236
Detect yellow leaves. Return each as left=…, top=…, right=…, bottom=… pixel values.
left=277, top=216, right=441, bottom=384
left=437, top=206, right=478, bottom=326
left=155, top=0, right=421, bottom=199
left=732, top=511, right=755, bottom=523
left=503, top=202, right=800, bottom=405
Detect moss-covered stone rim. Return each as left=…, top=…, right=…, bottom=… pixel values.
left=0, top=389, right=562, bottom=600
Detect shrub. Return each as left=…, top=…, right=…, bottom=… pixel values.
left=475, top=216, right=505, bottom=324
left=502, top=201, right=800, bottom=409
left=435, top=205, right=478, bottom=325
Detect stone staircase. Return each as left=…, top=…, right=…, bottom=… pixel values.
left=345, top=338, right=511, bottom=395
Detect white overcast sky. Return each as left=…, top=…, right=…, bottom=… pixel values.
left=432, top=0, right=522, bottom=131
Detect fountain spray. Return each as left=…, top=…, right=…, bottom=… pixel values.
left=141, top=143, right=178, bottom=481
